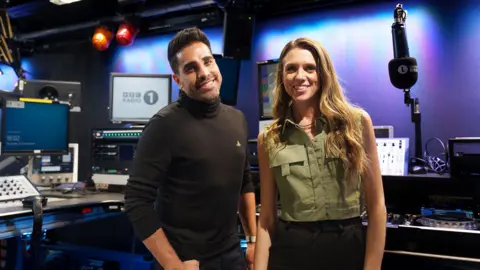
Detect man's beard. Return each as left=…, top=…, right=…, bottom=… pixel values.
left=197, top=90, right=220, bottom=103
left=192, top=85, right=220, bottom=103
left=205, top=95, right=220, bottom=104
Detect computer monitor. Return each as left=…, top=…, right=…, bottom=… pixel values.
left=257, top=59, right=279, bottom=120
left=17, top=79, right=82, bottom=112
left=109, top=73, right=172, bottom=124
left=214, top=55, right=241, bottom=106
left=1, top=100, right=70, bottom=155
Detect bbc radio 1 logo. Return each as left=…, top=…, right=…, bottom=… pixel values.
left=122, top=90, right=159, bottom=105
left=398, top=65, right=418, bottom=74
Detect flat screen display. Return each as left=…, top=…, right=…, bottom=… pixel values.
left=258, top=60, right=278, bottom=119
left=31, top=145, right=75, bottom=174
left=1, top=100, right=69, bottom=155
left=110, top=74, right=172, bottom=123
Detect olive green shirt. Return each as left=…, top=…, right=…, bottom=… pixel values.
left=267, top=112, right=362, bottom=222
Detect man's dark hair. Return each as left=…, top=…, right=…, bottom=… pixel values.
left=167, top=27, right=212, bottom=74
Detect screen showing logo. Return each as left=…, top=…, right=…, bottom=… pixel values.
left=111, top=76, right=170, bottom=122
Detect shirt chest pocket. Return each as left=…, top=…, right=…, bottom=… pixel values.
left=270, top=145, right=310, bottom=179
left=321, top=154, right=347, bottom=181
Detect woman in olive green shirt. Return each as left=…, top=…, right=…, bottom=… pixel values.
left=253, top=38, right=387, bottom=270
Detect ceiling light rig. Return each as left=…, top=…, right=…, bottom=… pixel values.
left=92, top=25, right=114, bottom=51
left=116, top=21, right=138, bottom=47
left=0, top=8, right=25, bottom=80
left=92, top=19, right=139, bottom=51
left=49, top=0, right=83, bottom=6
left=213, top=0, right=232, bottom=9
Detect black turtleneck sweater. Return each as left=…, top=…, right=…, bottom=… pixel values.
left=124, top=91, right=254, bottom=261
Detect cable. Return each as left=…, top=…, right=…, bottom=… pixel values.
left=0, top=239, right=6, bottom=269
left=423, top=137, right=448, bottom=174
left=128, top=234, right=136, bottom=270
left=29, top=196, right=45, bottom=270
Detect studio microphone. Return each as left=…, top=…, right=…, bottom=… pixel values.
left=388, top=4, right=418, bottom=90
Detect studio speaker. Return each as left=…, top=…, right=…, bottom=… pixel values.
left=222, top=9, right=255, bottom=60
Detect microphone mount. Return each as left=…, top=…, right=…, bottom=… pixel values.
left=403, top=89, right=423, bottom=173
left=394, top=3, right=407, bottom=24
left=392, top=3, right=425, bottom=174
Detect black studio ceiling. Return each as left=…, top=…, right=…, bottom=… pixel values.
left=2, top=0, right=382, bottom=46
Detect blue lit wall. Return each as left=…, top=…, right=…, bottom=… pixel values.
left=0, top=64, right=17, bottom=91
left=0, top=60, right=33, bottom=91
left=252, top=0, right=480, bottom=146
left=2, top=0, right=480, bottom=149
left=254, top=0, right=436, bottom=141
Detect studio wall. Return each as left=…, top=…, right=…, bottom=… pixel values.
left=0, top=64, right=22, bottom=91
left=1, top=0, right=479, bottom=166
left=101, top=0, right=480, bottom=152
left=0, top=43, right=119, bottom=182
left=252, top=0, right=480, bottom=152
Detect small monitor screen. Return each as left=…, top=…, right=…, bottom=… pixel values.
left=1, top=100, right=69, bottom=155
left=214, top=56, right=240, bottom=106
left=258, top=61, right=278, bottom=119
left=31, top=145, right=75, bottom=174
left=110, top=74, right=172, bottom=123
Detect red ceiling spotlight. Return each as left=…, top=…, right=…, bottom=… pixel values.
left=92, top=26, right=114, bottom=51
left=116, top=22, right=138, bottom=47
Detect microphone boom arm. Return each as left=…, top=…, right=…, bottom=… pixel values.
left=390, top=3, right=424, bottom=173
left=403, top=88, right=423, bottom=171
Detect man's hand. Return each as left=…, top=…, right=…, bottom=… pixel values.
left=246, top=243, right=255, bottom=270
left=182, top=260, right=199, bottom=270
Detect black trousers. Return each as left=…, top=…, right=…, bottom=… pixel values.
left=268, top=217, right=366, bottom=270
left=155, top=243, right=247, bottom=270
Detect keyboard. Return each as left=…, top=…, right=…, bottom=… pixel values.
left=0, top=175, right=40, bottom=209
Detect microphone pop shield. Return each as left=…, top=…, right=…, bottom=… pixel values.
left=388, top=57, right=418, bottom=90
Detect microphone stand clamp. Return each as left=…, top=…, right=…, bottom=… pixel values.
left=403, top=88, right=426, bottom=174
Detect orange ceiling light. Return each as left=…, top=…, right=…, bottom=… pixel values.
left=92, top=26, right=114, bottom=51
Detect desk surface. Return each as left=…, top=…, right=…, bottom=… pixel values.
left=0, top=192, right=125, bottom=218
left=383, top=173, right=451, bottom=180
left=0, top=192, right=126, bottom=240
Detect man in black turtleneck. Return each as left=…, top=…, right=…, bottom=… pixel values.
left=124, top=27, right=257, bottom=270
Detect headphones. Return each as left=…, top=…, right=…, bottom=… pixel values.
left=423, top=137, right=448, bottom=174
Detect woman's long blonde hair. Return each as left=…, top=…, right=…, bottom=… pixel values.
left=263, top=38, right=368, bottom=177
